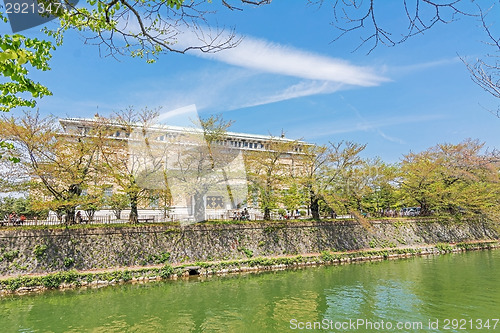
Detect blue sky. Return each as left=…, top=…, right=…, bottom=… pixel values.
left=2, top=1, right=499, bottom=162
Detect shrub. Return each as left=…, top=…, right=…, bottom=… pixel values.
left=159, top=264, right=174, bottom=279
left=3, top=250, right=19, bottom=262
left=155, top=252, right=171, bottom=264
left=320, top=250, right=337, bottom=262
left=436, top=243, right=453, bottom=253
left=63, top=257, right=74, bottom=268
left=237, top=247, right=253, bottom=258
left=33, top=244, right=48, bottom=259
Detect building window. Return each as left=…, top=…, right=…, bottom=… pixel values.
left=150, top=195, right=159, bottom=208
left=104, top=187, right=113, bottom=197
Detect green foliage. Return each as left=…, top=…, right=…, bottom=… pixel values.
left=0, top=111, right=101, bottom=223
left=455, top=241, right=496, bottom=250
left=237, top=246, right=254, bottom=258
left=48, top=0, right=191, bottom=60
left=33, top=244, right=48, bottom=259
left=359, top=159, right=402, bottom=216
left=44, top=271, right=79, bottom=288
left=106, top=193, right=130, bottom=219
left=263, top=224, right=284, bottom=234
left=121, top=270, right=132, bottom=282
left=0, top=196, right=49, bottom=220
left=159, top=264, right=174, bottom=279
left=143, top=251, right=171, bottom=265
left=320, top=250, right=339, bottom=262
left=301, top=141, right=368, bottom=220
left=3, top=249, right=19, bottom=261
left=152, top=252, right=170, bottom=264
left=63, top=257, right=75, bottom=268
left=281, top=182, right=308, bottom=212
left=163, top=228, right=181, bottom=234
left=436, top=243, right=453, bottom=253
left=245, top=256, right=307, bottom=267
left=0, top=141, right=19, bottom=163
left=400, top=139, right=499, bottom=219
left=245, top=139, right=300, bottom=220
left=393, top=221, right=407, bottom=228
left=367, top=239, right=396, bottom=248
left=0, top=34, right=53, bottom=112
left=155, top=252, right=171, bottom=264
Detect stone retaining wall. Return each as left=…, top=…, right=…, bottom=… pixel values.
left=0, top=219, right=498, bottom=277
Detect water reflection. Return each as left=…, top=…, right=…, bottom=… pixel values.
left=0, top=250, right=499, bottom=332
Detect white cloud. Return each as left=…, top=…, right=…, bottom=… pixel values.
left=105, top=22, right=388, bottom=111
left=293, top=114, right=446, bottom=140
left=386, top=57, right=461, bottom=76
left=183, top=34, right=389, bottom=87
left=228, top=81, right=345, bottom=110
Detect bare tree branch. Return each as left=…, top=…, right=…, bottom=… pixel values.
left=307, top=0, right=479, bottom=54
left=51, top=0, right=271, bottom=60
left=461, top=4, right=500, bottom=118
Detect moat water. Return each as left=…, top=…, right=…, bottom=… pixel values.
left=1, top=250, right=499, bottom=332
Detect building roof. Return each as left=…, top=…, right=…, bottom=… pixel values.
left=60, top=117, right=305, bottom=144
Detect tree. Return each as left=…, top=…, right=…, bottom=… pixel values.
left=400, top=139, right=499, bottom=218
left=317, top=1, right=492, bottom=53
left=316, top=0, right=500, bottom=115
left=93, top=107, right=162, bottom=223
left=280, top=181, right=308, bottom=215
left=1, top=11, right=54, bottom=162
left=106, top=192, right=130, bottom=219
left=245, top=138, right=299, bottom=220
left=0, top=111, right=100, bottom=223
left=166, top=114, right=244, bottom=222
left=297, top=144, right=328, bottom=220
left=79, top=192, right=105, bottom=222
left=0, top=33, right=53, bottom=112
left=462, top=7, right=499, bottom=118
left=149, top=188, right=172, bottom=221
left=48, top=0, right=271, bottom=60
left=199, top=114, right=239, bottom=209
left=0, top=195, right=49, bottom=220
left=298, top=141, right=366, bottom=219
left=357, top=158, right=401, bottom=217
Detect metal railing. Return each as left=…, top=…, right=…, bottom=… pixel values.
left=1, top=210, right=316, bottom=227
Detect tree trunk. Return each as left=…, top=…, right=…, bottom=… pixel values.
left=417, top=200, right=431, bottom=216
left=263, top=207, right=271, bottom=220
left=310, top=194, right=320, bottom=220
left=193, top=192, right=206, bottom=222
left=85, top=209, right=96, bottom=222
left=113, top=209, right=122, bottom=220
left=129, top=197, right=138, bottom=223
left=64, top=207, right=76, bottom=225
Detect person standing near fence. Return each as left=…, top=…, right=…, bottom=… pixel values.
left=76, top=211, right=82, bottom=224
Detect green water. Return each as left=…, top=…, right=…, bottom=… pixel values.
left=1, top=250, right=499, bottom=333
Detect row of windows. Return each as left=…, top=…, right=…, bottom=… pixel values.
left=71, top=125, right=302, bottom=153
left=221, top=140, right=265, bottom=149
